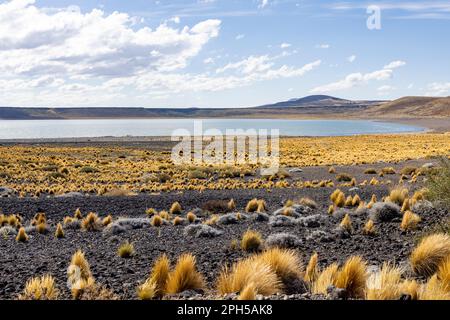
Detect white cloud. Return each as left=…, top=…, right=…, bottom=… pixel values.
left=347, top=55, right=356, bottom=63
left=0, top=0, right=221, bottom=78
left=310, top=61, right=405, bottom=93
left=383, top=60, right=406, bottom=69
left=258, top=0, right=269, bottom=9
left=316, top=44, right=330, bottom=49
left=425, top=82, right=450, bottom=96
left=280, top=42, right=291, bottom=49
left=203, top=57, right=214, bottom=64
left=235, top=34, right=245, bottom=40
left=216, top=55, right=274, bottom=74
left=377, top=85, right=395, bottom=92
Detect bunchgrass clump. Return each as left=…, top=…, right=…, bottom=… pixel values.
left=55, top=223, right=65, bottom=238
left=401, top=211, right=421, bottom=231
left=81, top=212, right=101, bottom=231
left=335, top=256, right=367, bottom=299
left=241, top=230, right=263, bottom=252
left=165, top=253, right=205, bottom=294
left=366, top=262, right=402, bottom=300
left=410, top=233, right=450, bottom=277
left=18, top=275, right=59, bottom=300
left=427, top=157, right=450, bottom=209
left=304, top=252, right=319, bottom=284
left=118, top=241, right=135, bottom=258
left=16, top=227, right=28, bottom=242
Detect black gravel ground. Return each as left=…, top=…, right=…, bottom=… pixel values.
left=0, top=159, right=448, bottom=300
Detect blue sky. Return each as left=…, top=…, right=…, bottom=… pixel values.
left=0, top=0, right=449, bottom=108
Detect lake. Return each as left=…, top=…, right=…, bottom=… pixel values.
left=0, top=119, right=425, bottom=139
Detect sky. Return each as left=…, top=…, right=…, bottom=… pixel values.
left=0, top=0, right=449, bottom=108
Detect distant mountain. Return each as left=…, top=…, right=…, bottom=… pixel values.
left=367, top=96, right=450, bottom=118
left=256, top=95, right=383, bottom=108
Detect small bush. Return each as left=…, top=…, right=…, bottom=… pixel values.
left=118, top=241, right=135, bottom=258
left=18, top=275, right=59, bottom=300
left=339, top=214, right=353, bottom=233
left=170, top=202, right=182, bottom=215
left=81, top=212, right=101, bottom=231
left=336, top=173, right=353, bottom=182
left=165, top=253, right=205, bottom=294
left=151, top=215, right=163, bottom=227
left=363, top=220, right=376, bottom=236
left=401, top=211, right=421, bottom=231
left=16, top=227, right=28, bottom=242
left=186, top=212, right=196, bottom=223
left=388, top=187, right=409, bottom=206
left=245, top=199, right=259, bottom=213
left=55, top=223, right=64, bottom=238
left=102, top=215, right=113, bottom=226
left=241, top=230, right=263, bottom=252
left=410, top=233, right=450, bottom=277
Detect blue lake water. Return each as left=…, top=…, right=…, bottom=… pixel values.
left=0, top=119, right=425, bottom=139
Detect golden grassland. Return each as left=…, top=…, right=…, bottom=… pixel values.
left=0, top=133, right=449, bottom=196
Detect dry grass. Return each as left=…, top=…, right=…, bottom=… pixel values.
left=238, top=282, right=257, bottom=300
left=159, top=210, right=170, bottom=220
left=217, top=258, right=281, bottom=296
left=255, top=248, right=303, bottom=284
left=81, top=212, right=101, bottom=231
left=165, top=253, right=205, bottom=294
left=102, top=215, right=113, bottom=226
left=172, top=216, right=184, bottom=226
left=146, top=208, right=156, bottom=216
left=335, top=256, right=367, bottom=299
left=151, top=215, right=163, bottom=227
left=228, top=199, right=236, bottom=211
left=328, top=205, right=335, bottom=215
left=418, top=275, right=450, bottom=300
left=437, top=256, right=450, bottom=292
left=241, top=230, right=263, bottom=252
left=363, top=220, right=376, bottom=236
left=304, top=252, right=319, bottom=284
left=18, top=275, right=59, bottom=300
left=245, top=198, right=259, bottom=213
left=136, top=278, right=157, bottom=300
left=150, top=254, right=170, bottom=296
left=410, top=233, right=450, bottom=277
left=427, top=157, right=450, bottom=209
left=16, top=227, right=28, bottom=242
left=55, top=223, right=64, bottom=238
left=366, top=262, right=403, bottom=300
left=352, top=194, right=361, bottom=206
left=339, top=214, right=353, bottom=233
left=400, top=210, right=421, bottom=231
left=186, top=212, right=196, bottom=223
left=388, top=187, right=409, bottom=206
left=299, top=197, right=317, bottom=209
left=256, top=200, right=267, bottom=213
left=36, top=222, right=48, bottom=234
left=400, top=279, right=420, bottom=300
left=170, top=202, right=182, bottom=215
left=74, top=208, right=82, bottom=219
left=117, top=241, right=135, bottom=258
left=312, top=263, right=339, bottom=295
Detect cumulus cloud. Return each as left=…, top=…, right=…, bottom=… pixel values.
left=425, top=82, right=450, bottom=96
left=280, top=43, right=291, bottom=49
left=316, top=44, right=330, bottom=49
left=258, top=0, right=270, bottom=9
left=0, top=0, right=221, bottom=78
left=310, top=61, right=405, bottom=93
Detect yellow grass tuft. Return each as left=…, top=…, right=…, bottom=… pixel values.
left=388, top=187, right=409, bottom=206
left=16, top=227, right=28, bottom=242
left=304, top=252, right=319, bottom=284
left=217, top=258, right=281, bottom=296
left=36, top=222, right=48, bottom=234
left=136, top=278, right=157, bottom=300
left=410, top=233, right=450, bottom=277
left=146, top=208, right=156, bottom=216
left=241, top=229, right=263, bottom=252
left=400, top=279, right=420, bottom=300
left=256, top=200, right=267, bottom=213
left=335, top=256, right=367, bottom=299
left=18, top=275, right=59, bottom=300
left=366, top=263, right=402, bottom=300
left=81, top=212, right=101, bottom=231
left=312, top=263, right=339, bottom=295
left=299, top=197, right=317, bottom=208
left=245, top=198, right=259, bottom=213
left=74, top=208, right=82, bottom=219
left=238, top=282, right=257, bottom=300
left=172, top=216, right=184, bottom=226
left=401, top=198, right=411, bottom=213
left=328, top=205, right=335, bottom=215
left=117, top=241, right=134, bottom=258
left=400, top=210, right=421, bottom=231
left=228, top=199, right=236, bottom=211
left=204, top=214, right=219, bottom=226
left=149, top=254, right=171, bottom=296
left=363, top=219, right=376, bottom=236
left=102, top=215, right=113, bottom=226
left=69, top=250, right=92, bottom=282
left=344, top=196, right=353, bottom=207
left=186, top=212, right=196, bottom=223
left=165, top=253, right=205, bottom=294
left=352, top=194, right=361, bottom=206
left=340, top=214, right=353, bottom=233
left=256, top=248, right=303, bottom=283
left=330, top=189, right=342, bottom=202
left=170, top=202, right=182, bottom=215
left=437, top=256, right=450, bottom=292
left=418, top=275, right=450, bottom=300
left=159, top=210, right=170, bottom=220
left=328, top=166, right=336, bottom=174
left=151, top=215, right=163, bottom=227
left=55, top=223, right=65, bottom=238
left=335, top=192, right=346, bottom=208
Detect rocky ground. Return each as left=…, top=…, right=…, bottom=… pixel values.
left=0, top=159, right=448, bottom=300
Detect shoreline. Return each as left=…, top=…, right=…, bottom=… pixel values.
left=0, top=117, right=447, bottom=144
